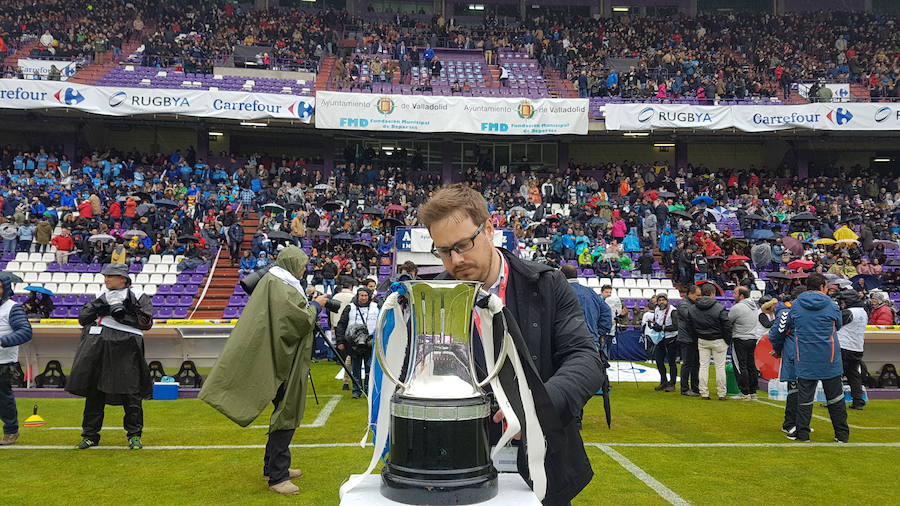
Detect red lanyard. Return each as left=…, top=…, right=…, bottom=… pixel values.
left=473, top=252, right=509, bottom=335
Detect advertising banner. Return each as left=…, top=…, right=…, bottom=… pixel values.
left=315, top=91, right=588, bottom=135
left=17, top=58, right=78, bottom=81
left=395, top=227, right=516, bottom=253
left=797, top=83, right=851, bottom=103
left=0, top=79, right=315, bottom=122
left=605, top=103, right=900, bottom=132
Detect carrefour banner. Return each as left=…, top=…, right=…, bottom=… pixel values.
left=605, top=103, right=900, bottom=132
left=0, top=79, right=314, bottom=122
left=17, top=58, right=78, bottom=81
left=395, top=226, right=517, bottom=252
left=315, top=91, right=588, bottom=135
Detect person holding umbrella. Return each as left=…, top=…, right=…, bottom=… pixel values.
left=23, top=287, right=54, bottom=319
left=67, top=264, right=154, bottom=450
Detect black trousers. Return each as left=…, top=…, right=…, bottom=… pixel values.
left=783, top=380, right=798, bottom=432
left=732, top=339, right=759, bottom=395
left=841, top=350, right=865, bottom=407
left=679, top=341, right=699, bottom=394
left=264, top=384, right=296, bottom=486
left=797, top=376, right=850, bottom=442
left=0, top=366, right=18, bottom=435
left=81, top=388, right=143, bottom=442
left=654, top=338, right=678, bottom=384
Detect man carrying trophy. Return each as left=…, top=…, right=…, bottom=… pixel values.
left=343, top=184, right=603, bottom=506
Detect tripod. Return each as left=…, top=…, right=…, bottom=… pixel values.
left=313, top=324, right=366, bottom=397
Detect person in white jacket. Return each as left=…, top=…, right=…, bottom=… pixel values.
left=836, top=290, right=868, bottom=410
left=728, top=287, right=761, bottom=400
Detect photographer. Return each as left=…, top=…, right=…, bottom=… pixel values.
left=334, top=287, right=379, bottom=399
left=66, top=264, right=154, bottom=450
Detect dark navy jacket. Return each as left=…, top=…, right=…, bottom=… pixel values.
left=769, top=291, right=843, bottom=380
left=566, top=279, right=611, bottom=346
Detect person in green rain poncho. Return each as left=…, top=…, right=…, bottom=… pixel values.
left=199, top=246, right=319, bottom=495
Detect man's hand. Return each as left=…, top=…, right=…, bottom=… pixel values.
left=314, top=294, right=329, bottom=307
left=492, top=410, right=521, bottom=440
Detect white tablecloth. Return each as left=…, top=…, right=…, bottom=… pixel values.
left=340, top=473, right=541, bottom=505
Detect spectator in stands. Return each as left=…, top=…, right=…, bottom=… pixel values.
left=0, top=222, right=17, bottom=255
left=868, top=291, right=895, bottom=325
left=51, top=228, right=75, bottom=264
left=728, top=286, right=761, bottom=400
left=685, top=283, right=732, bottom=400
left=0, top=272, right=33, bottom=446
left=23, top=291, right=53, bottom=319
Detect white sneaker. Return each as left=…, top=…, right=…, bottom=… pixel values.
left=750, top=394, right=759, bottom=400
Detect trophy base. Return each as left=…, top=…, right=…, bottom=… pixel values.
left=381, top=395, right=499, bottom=505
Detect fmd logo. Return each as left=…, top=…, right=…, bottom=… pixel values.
left=109, top=91, right=127, bottom=107
left=288, top=101, right=314, bottom=119
left=54, top=88, right=84, bottom=105
left=481, top=122, right=509, bottom=132
left=339, top=118, right=369, bottom=127
left=825, top=107, right=853, bottom=125
left=637, top=107, right=655, bottom=123
left=874, top=106, right=892, bottom=123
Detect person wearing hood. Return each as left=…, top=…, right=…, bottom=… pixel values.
left=67, top=264, right=154, bottom=450
left=769, top=273, right=848, bottom=443
left=200, top=247, right=324, bottom=495
left=684, top=283, right=732, bottom=400
left=334, top=286, right=379, bottom=399
left=0, top=273, right=33, bottom=446
left=35, top=217, right=52, bottom=254
left=728, top=287, right=761, bottom=400
left=836, top=289, right=867, bottom=410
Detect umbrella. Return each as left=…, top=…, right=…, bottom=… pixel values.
left=640, top=190, right=659, bottom=201
left=790, top=212, right=818, bottom=222
left=814, top=238, right=836, bottom=246
left=322, top=201, right=342, bottom=212
left=670, top=210, right=692, bottom=220
left=313, top=183, right=334, bottom=191
left=25, top=285, right=53, bottom=296
left=782, top=236, right=804, bottom=256
left=508, top=206, right=526, bottom=214
left=595, top=200, right=612, bottom=207
left=727, top=254, right=750, bottom=262
left=695, top=280, right=723, bottom=295
left=385, top=204, right=406, bottom=214
left=333, top=232, right=354, bottom=241
left=361, top=206, right=383, bottom=216
left=154, top=199, right=178, bottom=208
left=351, top=241, right=377, bottom=253
left=587, top=217, right=605, bottom=225
left=766, top=272, right=790, bottom=280
left=177, top=235, right=200, bottom=243
left=751, top=243, right=773, bottom=266
left=382, top=217, right=403, bottom=228
left=89, top=234, right=116, bottom=242
left=836, top=238, right=859, bottom=245
left=829, top=278, right=853, bottom=288
left=873, top=239, right=899, bottom=250
left=0, top=272, right=23, bottom=283
left=788, top=272, right=809, bottom=279
left=691, top=196, right=714, bottom=206
left=705, top=255, right=725, bottom=261
left=849, top=274, right=882, bottom=291
left=833, top=225, right=858, bottom=241
left=754, top=335, right=780, bottom=380
left=312, top=230, right=331, bottom=236
left=658, top=191, right=676, bottom=199
left=266, top=231, right=293, bottom=241
left=745, top=213, right=766, bottom=221
left=122, top=230, right=148, bottom=239
left=728, top=266, right=749, bottom=273
left=749, top=229, right=775, bottom=240
left=787, top=259, right=815, bottom=271
left=262, top=203, right=286, bottom=214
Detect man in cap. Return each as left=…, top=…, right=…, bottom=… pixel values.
left=67, top=263, right=154, bottom=450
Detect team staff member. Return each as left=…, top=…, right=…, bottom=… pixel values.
left=675, top=285, right=701, bottom=396
left=420, top=184, right=603, bottom=505
left=0, top=272, right=33, bottom=446
left=560, top=264, right=611, bottom=350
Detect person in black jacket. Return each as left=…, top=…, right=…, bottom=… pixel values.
left=420, top=184, right=602, bottom=506
left=685, top=283, right=733, bottom=400
left=675, top=285, right=701, bottom=396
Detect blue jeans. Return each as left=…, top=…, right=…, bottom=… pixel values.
left=0, top=367, right=18, bottom=434
left=322, top=278, right=335, bottom=295
left=351, top=352, right=372, bottom=396
left=3, top=239, right=16, bottom=254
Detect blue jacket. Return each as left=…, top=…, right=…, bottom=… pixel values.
left=659, top=229, right=676, bottom=251
left=0, top=274, right=33, bottom=348
left=769, top=291, right=843, bottom=380
left=567, top=280, right=611, bottom=346
left=622, top=229, right=641, bottom=252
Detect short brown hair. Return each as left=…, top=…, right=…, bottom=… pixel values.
left=419, top=184, right=490, bottom=230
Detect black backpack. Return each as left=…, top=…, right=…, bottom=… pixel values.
left=172, top=360, right=203, bottom=388
left=877, top=363, right=899, bottom=388
left=148, top=361, right=167, bottom=383
left=34, top=360, right=66, bottom=388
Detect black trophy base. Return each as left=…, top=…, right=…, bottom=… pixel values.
left=381, top=395, right=498, bottom=505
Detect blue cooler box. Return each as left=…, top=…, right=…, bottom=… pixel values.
left=153, top=382, right=179, bottom=400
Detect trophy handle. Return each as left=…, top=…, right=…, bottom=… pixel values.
left=374, top=307, right=410, bottom=390
left=474, top=319, right=510, bottom=389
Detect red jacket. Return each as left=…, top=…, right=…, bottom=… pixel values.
left=77, top=200, right=92, bottom=219
left=51, top=234, right=75, bottom=251
left=109, top=201, right=121, bottom=218
left=869, top=305, right=895, bottom=325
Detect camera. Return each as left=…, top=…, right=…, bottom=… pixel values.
left=109, top=303, right=128, bottom=319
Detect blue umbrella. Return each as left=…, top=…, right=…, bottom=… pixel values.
left=749, top=229, right=775, bottom=240
left=25, top=285, right=54, bottom=296
left=849, top=274, right=882, bottom=291
left=692, top=196, right=714, bottom=206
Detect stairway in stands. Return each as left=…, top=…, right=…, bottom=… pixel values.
left=317, top=54, right=337, bottom=90
left=191, top=212, right=258, bottom=319
left=850, top=83, right=870, bottom=102
left=67, top=39, right=144, bottom=86
left=2, top=39, right=42, bottom=68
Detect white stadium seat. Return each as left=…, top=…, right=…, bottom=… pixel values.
left=624, top=278, right=637, bottom=288
left=14, top=252, right=28, bottom=262
left=56, top=283, right=72, bottom=294
left=149, top=274, right=164, bottom=285
left=163, top=274, right=177, bottom=285
left=86, top=284, right=102, bottom=296
left=37, top=273, right=51, bottom=283
left=65, top=273, right=80, bottom=283
left=23, top=272, right=38, bottom=283
left=148, top=255, right=162, bottom=264
left=51, top=272, right=66, bottom=283
left=6, top=262, right=19, bottom=271
left=28, top=253, right=42, bottom=262
left=143, top=285, right=157, bottom=296
left=612, top=278, right=625, bottom=288
left=135, top=274, right=150, bottom=285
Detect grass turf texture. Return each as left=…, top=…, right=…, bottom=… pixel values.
left=5, top=362, right=899, bottom=505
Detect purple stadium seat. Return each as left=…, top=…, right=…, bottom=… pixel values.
left=172, top=308, right=189, bottom=319
left=129, top=264, right=143, bottom=273
left=158, top=285, right=172, bottom=295
left=157, top=307, right=174, bottom=319
left=68, top=307, right=80, bottom=318
left=63, top=295, right=77, bottom=306
left=179, top=295, right=193, bottom=306
left=171, top=284, right=185, bottom=295
left=78, top=295, right=92, bottom=304
left=183, top=285, right=199, bottom=296
left=190, top=274, right=203, bottom=284
left=164, top=295, right=179, bottom=306
left=47, top=262, right=61, bottom=272
left=223, top=307, right=240, bottom=319
left=51, top=307, right=68, bottom=318
left=177, top=274, right=190, bottom=284
left=152, top=295, right=165, bottom=306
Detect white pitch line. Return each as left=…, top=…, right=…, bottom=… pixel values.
left=753, top=399, right=900, bottom=430
left=595, top=444, right=689, bottom=506
left=589, top=442, right=900, bottom=448
left=49, top=395, right=343, bottom=431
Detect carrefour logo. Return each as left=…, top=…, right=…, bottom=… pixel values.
left=874, top=106, right=892, bottom=123
left=638, top=107, right=655, bottom=123
left=376, top=97, right=394, bottom=115
left=109, top=91, right=127, bottom=107
left=54, top=88, right=84, bottom=105
left=288, top=101, right=314, bottom=119
left=825, top=107, right=853, bottom=126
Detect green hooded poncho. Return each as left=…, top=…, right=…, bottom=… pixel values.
left=199, top=247, right=316, bottom=431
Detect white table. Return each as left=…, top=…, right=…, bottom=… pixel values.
left=340, top=473, right=541, bottom=505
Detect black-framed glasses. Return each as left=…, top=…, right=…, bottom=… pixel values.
left=431, top=223, right=484, bottom=259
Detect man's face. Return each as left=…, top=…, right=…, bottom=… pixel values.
left=104, top=275, right=127, bottom=290
left=429, top=213, right=494, bottom=283
left=358, top=290, right=370, bottom=305
left=657, top=298, right=668, bottom=309
left=687, top=290, right=700, bottom=301
left=601, top=288, right=611, bottom=299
